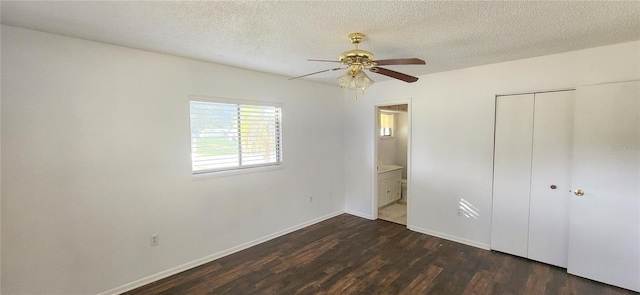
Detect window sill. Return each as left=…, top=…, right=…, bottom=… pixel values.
left=191, top=163, right=285, bottom=180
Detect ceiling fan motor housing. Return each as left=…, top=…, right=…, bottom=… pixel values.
left=339, top=33, right=375, bottom=69
left=339, top=49, right=375, bottom=67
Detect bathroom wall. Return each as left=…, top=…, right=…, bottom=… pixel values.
left=378, top=119, right=397, bottom=165
left=378, top=107, right=409, bottom=171
left=395, top=112, right=409, bottom=179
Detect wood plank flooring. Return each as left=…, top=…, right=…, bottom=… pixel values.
left=124, top=214, right=638, bottom=295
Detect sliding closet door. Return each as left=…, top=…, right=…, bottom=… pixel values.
left=528, top=91, right=574, bottom=268
left=491, top=94, right=534, bottom=257
left=568, top=81, right=639, bottom=292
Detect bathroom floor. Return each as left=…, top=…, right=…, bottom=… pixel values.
left=378, top=203, right=407, bottom=225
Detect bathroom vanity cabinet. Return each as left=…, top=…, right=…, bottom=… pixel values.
left=377, top=166, right=402, bottom=208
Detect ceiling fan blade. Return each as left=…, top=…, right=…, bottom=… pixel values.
left=288, top=67, right=344, bottom=80
left=369, top=67, right=419, bottom=83
left=308, top=59, right=341, bottom=63
left=373, top=58, right=426, bottom=66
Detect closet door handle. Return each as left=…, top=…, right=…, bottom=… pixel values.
left=574, top=189, right=585, bottom=197
left=550, top=185, right=557, bottom=189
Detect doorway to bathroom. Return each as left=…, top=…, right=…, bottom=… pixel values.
left=374, top=102, right=410, bottom=226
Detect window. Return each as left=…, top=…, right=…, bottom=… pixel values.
left=380, top=112, right=395, bottom=137
left=189, top=99, right=282, bottom=174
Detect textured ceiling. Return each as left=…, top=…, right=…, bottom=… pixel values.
left=2, top=1, right=640, bottom=86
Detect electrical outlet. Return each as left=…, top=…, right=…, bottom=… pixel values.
left=309, top=195, right=313, bottom=203
left=150, top=234, right=159, bottom=246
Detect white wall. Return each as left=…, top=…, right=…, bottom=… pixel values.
left=344, top=41, right=640, bottom=248
left=377, top=130, right=396, bottom=165
left=395, top=112, right=408, bottom=179
left=377, top=111, right=409, bottom=176
left=0, top=25, right=345, bottom=295
left=0, top=22, right=3, bottom=294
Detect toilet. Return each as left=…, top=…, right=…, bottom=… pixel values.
left=400, top=179, right=408, bottom=204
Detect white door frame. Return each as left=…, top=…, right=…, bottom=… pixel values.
left=372, top=99, right=412, bottom=226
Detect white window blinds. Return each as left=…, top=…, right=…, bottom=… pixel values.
left=380, top=113, right=394, bottom=137
left=190, top=100, right=282, bottom=174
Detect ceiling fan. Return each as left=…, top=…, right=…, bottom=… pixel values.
left=289, top=33, right=425, bottom=92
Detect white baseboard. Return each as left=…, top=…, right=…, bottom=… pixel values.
left=98, top=210, right=345, bottom=295
left=408, top=225, right=491, bottom=250
left=345, top=209, right=374, bottom=220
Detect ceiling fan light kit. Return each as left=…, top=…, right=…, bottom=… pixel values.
left=337, top=69, right=374, bottom=91
left=290, top=33, right=426, bottom=100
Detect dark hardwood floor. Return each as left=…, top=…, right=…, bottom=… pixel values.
left=125, top=214, right=638, bottom=295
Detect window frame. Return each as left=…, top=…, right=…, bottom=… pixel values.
left=189, top=96, right=284, bottom=178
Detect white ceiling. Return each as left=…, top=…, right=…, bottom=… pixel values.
left=2, top=1, right=640, bottom=86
